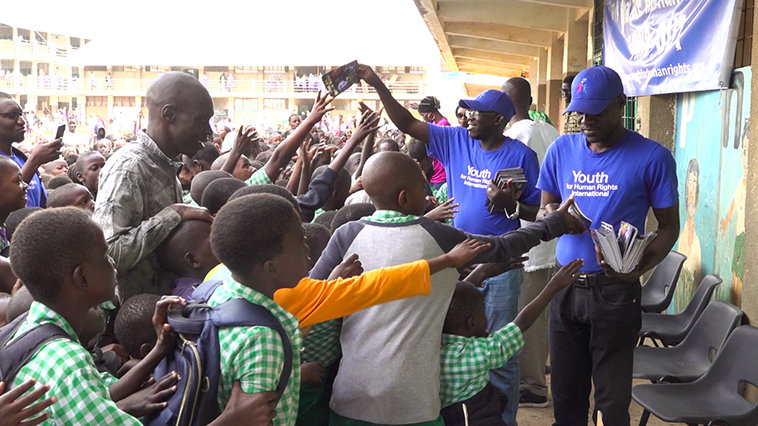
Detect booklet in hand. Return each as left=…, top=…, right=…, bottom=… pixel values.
left=485, top=168, right=528, bottom=213
left=322, top=60, right=359, bottom=97
left=590, top=221, right=655, bottom=274
left=568, top=201, right=592, bottom=229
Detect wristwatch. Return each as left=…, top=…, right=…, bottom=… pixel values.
left=504, top=202, right=520, bottom=219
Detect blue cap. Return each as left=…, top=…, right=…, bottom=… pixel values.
left=565, top=66, right=625, bottom=115
left=458, top=90, right=515, bottom=121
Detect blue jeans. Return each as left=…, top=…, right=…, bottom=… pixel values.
left=480, top=268, right=523, bottom=426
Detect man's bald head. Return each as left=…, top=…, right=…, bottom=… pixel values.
left=146, top=72, right=210, bottom=113
left=363, top=152, right=426, bottom=214
left=501, top=77, right=532, bottom=116
left=145, top=72, right=214, bottom=158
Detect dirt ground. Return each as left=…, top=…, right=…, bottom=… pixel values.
left=516, top=376, right=672, bottom=426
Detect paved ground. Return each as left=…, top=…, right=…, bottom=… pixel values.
left=517, top=376, right=671, bottom=425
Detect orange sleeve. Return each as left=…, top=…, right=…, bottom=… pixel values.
left=274, top=260, right=431, bottom=328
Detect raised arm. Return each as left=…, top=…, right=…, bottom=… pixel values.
left=330, top=110, right=381, bottom=173
left=262, top=91, right=335, bottom=182
left=356, top=64, right=428, bottom=143
left=354, top=102, right=381, bottom=178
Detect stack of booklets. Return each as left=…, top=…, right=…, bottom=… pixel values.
left=590, top=221, right=656, bottom=273
left=486, top=168, right=528, bottom=213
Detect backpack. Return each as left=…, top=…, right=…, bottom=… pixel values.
left=144, top=280, right=294, bottom=426
left=0, top=313, right=70, bottom=390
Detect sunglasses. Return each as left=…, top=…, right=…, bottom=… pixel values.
left=464, top=110, right=500, bottom=120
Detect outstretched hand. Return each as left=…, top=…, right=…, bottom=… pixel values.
left=428, top=239, right=492, bottom=274
left=356, top=64, right=382, bottom=87
left=555, top=196, right=587, bottom=235
left=350, top=110, right=381, bottom=142
left=548, top=259, right=584, bottom=291
left=233, top=125, right=262, bottom=156
left=424, top=198, right=460, bottom=222
left=152, top=296, right=187, bottom=356
left=116, top=372, right=178, bottom=418
left=328, top=254, right=363, bottom=280
left=307, top=90, right=336, bottom=123
left=0, top=380, right=55, bottom=426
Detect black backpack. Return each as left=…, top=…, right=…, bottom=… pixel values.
left=0, top=313, right=70, bottom=389
left=143, top=280, right=293, bottom=426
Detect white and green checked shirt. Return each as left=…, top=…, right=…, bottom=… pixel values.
left=244, top=167, right=273, bottom=186
left=439, top=322, right=524, bottom=407
left=8, top=302, right=139, bottom=425
left=364, top=210, right=420, bottom=224
left=208, top=277, right=302, bottom=426
left=302, top=210, right=420, bottom=365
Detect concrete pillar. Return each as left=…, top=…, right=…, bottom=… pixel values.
left=537, top=49, right=548, bottom=114
left=31, top=62, right=38, bottom=89
left=107, top=95, right=114, bottom=118
left=563, top=11, right=589, bottom=75
left=741, top=5, right=758, bottom=320
left=528, top=58, right=538, bottom=103
left=546, top=35, right=564, bottom=124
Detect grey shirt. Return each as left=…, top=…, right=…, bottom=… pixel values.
left=310, top=212, right=566, bottom=423
left=93, top=131, right=182, bottom=301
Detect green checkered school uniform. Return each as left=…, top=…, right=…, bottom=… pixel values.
left=9, top=302, right=139, bottom=425
left=208, top=278, right=302, bottom=426
left=244, top=167, right=273, bottom=186
left=439, top=322, right=524, bottom=407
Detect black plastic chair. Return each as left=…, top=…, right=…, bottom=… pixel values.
left=633, top=300, right=743, bottom=383
left=633, top=325, right=758, bottom=426
left=638, top=274, right=721, bottom=347
left=641, top=251, right=687, bottom=313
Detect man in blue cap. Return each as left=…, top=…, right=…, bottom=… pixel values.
left=357, top=64, right=555, bottom=425
left=537, top=66, right=679, bottom=425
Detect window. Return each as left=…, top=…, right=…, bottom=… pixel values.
left=734, top=0, right=754, bottom=68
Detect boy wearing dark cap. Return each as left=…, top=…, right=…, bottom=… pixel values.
left=358, top=64, right=542, bottom=424
left=537, top=65, right=679, bottom=425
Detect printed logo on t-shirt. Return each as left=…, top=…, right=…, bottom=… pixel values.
left=566, top=170, right=619, bottom=197
left=459, top=165, right=491, bottom=189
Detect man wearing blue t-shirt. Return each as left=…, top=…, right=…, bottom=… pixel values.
left=537, top=66, right=679, bottom=425
left=0, top=93, right=61, bottom=208
left=358, top=64, right=546, bottom=425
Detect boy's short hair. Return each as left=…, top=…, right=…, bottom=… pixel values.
left=5, top=207, right=43, bottom=242
left=10, top=207, right=101, bottom=302
left=190, top=170, right=232, bottom=204
left=192, top=143, right=220, bottom=166
left=407, top=139, right=428, bottom=162
left=379, top=138, right=400, bottom=152
left=249, top=160, right=265, bottom=170
left=64, top=153, right=79, bottom=166
left=275, top=179, right=289, bottom=188
left=443, top=281, right=484, bottom=334
left=212, top=194, right=300, bottom=277
left=303, top=223, right=331, bottom=265
left=114, top=294, right=161, bottom=359
left=47, top=183, right=90, bottom=208
left=313, top=210, right=337, bottom=228
left=73, top=151, right=102, bottom=174
left=201, top=177, right=246, bottom=215
left=256, top=151, right=273, bottom=164
left=6, top=285, right=34, bottom=323
left=229, top=184, right=301, bottom=217
left=331, top=203, right=375, bottom=232
left=46, top=174, right=73, bottom=190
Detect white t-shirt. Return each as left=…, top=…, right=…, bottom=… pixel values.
left=505, top=119, right=560, bottom=271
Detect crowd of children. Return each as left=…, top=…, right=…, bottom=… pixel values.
left=0, top=66, right=593, bottom=426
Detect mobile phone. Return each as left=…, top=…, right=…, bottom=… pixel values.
left=322, top=60, right=359, bottom=97
left=55, top=124, right=66, bottom=139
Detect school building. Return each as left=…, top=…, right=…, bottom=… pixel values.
left=0, top=22, right=427, bottom=126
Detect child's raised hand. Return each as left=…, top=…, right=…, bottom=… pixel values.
left=430, top=239, right=491, bottom=274
left=548, top=259, right=584, bottom=290
left=424, top=198, right=460, bottom=222
left=116, top=372, right=179, bottom=418
left=152, top=296, right=186, bottom=356
left=0, top=380, right=55, bottom=426
left=308, top=90, right=336, bottom=122
left=328, top=254, right=363, bottom=280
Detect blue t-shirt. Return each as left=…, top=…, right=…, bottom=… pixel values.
left=427, top=124, right=540, bottom=235
left=0, top=151, right=45, bottom=208
left=537, top=131, right=678, bottom=273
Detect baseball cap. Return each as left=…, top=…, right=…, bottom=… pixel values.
left=458, top=90, right=515, bottom=122
left=416, top=96, right=441, bottom=113
left=565, top=66, right=625, bottom=115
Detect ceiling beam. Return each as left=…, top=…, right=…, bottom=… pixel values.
left=454, top=48, right=533, bottom=66
left=438, top=0, right=567, bottom=33
left=448, top=35, right=543, bottom=58
left=457, top=59, right=526, bottom=73
left=458, top=65, right=523, bottom=78
left=412, top=0, right=458, bottom=71
left=445, top=22, right=554, bottom=47
left=518, top=0, right=591, bottom=8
